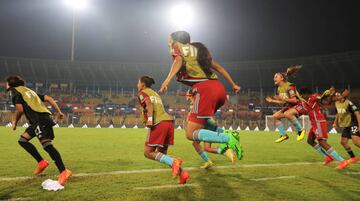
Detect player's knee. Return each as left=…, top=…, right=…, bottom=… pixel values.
left=41, top=140, right=53, bottom=151
left=143, top=150, right=152, bottom=159
left=18, top=136, right=29, bottom=145
left=307, top=137, right=314, bottom=145
left=340, top=140, right=348, bottom=147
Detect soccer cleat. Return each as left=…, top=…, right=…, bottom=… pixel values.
left=348, top=157, right=359, bottom=164
left=34, top=160, right=49, bottom=175
left=227, top=132, right=243, bottom=160
left=323, top=156, right=334, bottom=166
left=336, top=160, right=350, bottom=170
left=178, top=169, right=190, bottom=184
left=172, top=158, right=183, bottom=178
left=219, top=143, right=229, bottom=154
left=296, top=130, right=306, bottom=141
left=58, top=169, right=72, bottom=185
left=275, top=135, right=289, bottom=143
left=225, top=149, right=236, bottom=162
left=200, top=160, right=214, bottom=169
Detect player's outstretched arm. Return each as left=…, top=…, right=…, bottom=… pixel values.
left=211, top=60, right=240, bottom=93
left=159, top=56, right=183, bottom=93
left=44, top=95, right=64, bottom=119
left=12, top=104, right=23, bottom=131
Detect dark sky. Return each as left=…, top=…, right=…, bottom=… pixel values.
left=0, top=0, right=359, bottom=62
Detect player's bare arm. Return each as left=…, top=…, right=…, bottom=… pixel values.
left=12, top=104, right=24, bottom=131
left=211, top=60, right=240, bottom=93
left=159, top=56, right=183, bottom=93
left=44, top=95, right=64, bottom=119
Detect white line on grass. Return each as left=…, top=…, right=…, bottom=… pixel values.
left=0, top=161, right=319, bottom=182
left=134, top=183, right=199, bottom=190
left=0, top=198, right=32, bottom=201
left=251, top=175, right=296, bottom=181
left=345, top=172, right=360, bottom=175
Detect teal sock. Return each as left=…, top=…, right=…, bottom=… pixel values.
left=313, top=144, right=328, bottom=158
left=291, top=117, right=303, bottom=132
left=193, top=129, right=230, bottom=143
left=327, top=147, right=344, bottom=162
left=198, top=150, right=210, bottom=162
left=276, top=123, right=287, bottom=136
left=216, top=127, right=224, bottom=133
left=216, top=147, right=222, bottom=154
left=155, top=152, right=174, bottom=167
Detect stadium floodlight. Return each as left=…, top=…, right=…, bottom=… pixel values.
left=170, top=3, right=194, bottom=29
left=64, top=0, right=88, bottom=10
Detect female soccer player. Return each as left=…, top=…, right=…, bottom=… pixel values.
left=159, top=32, right=242, bottom=161
left=265, top=66, right=306, bottom=143
left=137, top=75, right=189, bottom=184
left=183, top=89, right=235, bottom=169
left=298, top=88, right=349, bottom=170
left=333, top=90, right=360, bottom=164
left=6, top=75, right=72, bottom=185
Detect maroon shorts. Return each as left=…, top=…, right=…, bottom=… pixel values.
left=188, top=80, right=227, bottom=125
left=280, top=101, right=307, bottom=116
left=308, top=121, right=328, bottom=140
left=145, top=121, right=174, bottom=147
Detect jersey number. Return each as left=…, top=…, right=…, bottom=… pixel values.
left=35, top=125, right=43, bottom=136
left=182, top=46, right=197, bottom=57
left=25, top=90, right=37, bottom=99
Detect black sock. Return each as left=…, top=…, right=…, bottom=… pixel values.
left=346, top=148, right=355, bottom=158
left=18, top=138, right=43, bottom=163
left=43, top=143, right=66, bottom=173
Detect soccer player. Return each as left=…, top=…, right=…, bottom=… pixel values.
left=159, top=32, right=242, bottom=161
left=298, top=88, right=349, bottom=170
left=137, top=75, right=189, bottom=184
left=333, top=89, right=360, bottom=164
left=265, top=66, right=306, bottom=143
left=6, top=75, right=72, bottom=185
left=183, top=89, right=235, bottom=169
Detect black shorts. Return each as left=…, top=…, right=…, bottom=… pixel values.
left=341, top=125, right=360, bottom=139
left=26, top=123, right=55, bottom=141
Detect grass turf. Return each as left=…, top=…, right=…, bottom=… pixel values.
left=0, top=127, right=359, bottom=201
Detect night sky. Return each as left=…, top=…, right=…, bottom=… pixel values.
left=0, top=0, right=359, bottom=62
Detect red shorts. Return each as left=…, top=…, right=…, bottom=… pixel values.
left=308, top=121, right=328, bottom=140
left=145, top=121, right=174, bottom=147
left=188, top=80, right=227, bottom=125
left=280, top=101, right=307, bottom=116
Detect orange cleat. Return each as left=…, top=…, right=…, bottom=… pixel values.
left=172, top=158, right=183, bottom=178
left=178, top=169, right=190, bottom=184
left=348, top=157, right=359, bottom=164
left=323, top=156, right=334, bottom=166
left=34, top=160, right=49, bottom=175
left=336, top=160, right=350, bottom=170
left=58, top=169, right=72, bottom=185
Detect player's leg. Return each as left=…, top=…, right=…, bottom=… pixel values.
left=319, top=139, right=349, bottom=169
left=307, top=129, right=332, bottom=165
left=192, top=142, right=213, bottom=169
left=349, top=127, right=360, bottom=163
left=283, top=107, right=305, bottom=140
left=18, top=130, right=49, bottom=175
left=340, top=136, right=356, bottom=160
left=273, top=110, right=288, bottom=142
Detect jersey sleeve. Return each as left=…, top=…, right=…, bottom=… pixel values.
left=138, top=92, right=150, bottom=105
left=287, top=85, right=297, bottom=98
left=348, top=101, right=359, bottom=114
left=37, top=93, right=45, bottom=102
left=11, top=90, right=23, bottom=105
left=308, top=94, right=321, bottom=108
left=171, top=43, right=183, bottom=59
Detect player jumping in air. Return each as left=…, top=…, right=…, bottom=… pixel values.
left=182, top=89, right=235, bottom=169
left=333, top=89, right=360, bottom=164
left=137, top=75, right=189, bottom=184
left=298, top=87, right=349, bottom=170
left=159, top=31, right=242, bottom=161
left=265, top=65, right=306, bottom=143
left=6, top=75, right=72, bottom=185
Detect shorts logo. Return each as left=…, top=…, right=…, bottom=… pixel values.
left=351, top=126, right=358, bottom=134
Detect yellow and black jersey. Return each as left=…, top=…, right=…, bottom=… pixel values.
left=335, top=99, right=359, bottom=128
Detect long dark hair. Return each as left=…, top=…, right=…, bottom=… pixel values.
left=276, top=65, right=302, bottom=82
left=6, top=75, right=25, bottom=91
left=140, top=75, right=155, bottom=88
left=170, top=31, right=191, bottom=44
left=190, top=42, right=213, bottom=78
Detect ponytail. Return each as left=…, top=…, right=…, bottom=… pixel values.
left=191, top=42, right=213, bottom=78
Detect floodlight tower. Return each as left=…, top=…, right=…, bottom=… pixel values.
left=64, top=0, right=88, bottom=62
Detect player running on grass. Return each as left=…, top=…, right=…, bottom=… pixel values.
left=5, top=75, right=72, bottom=185
left=137, top=75, right=189, bottom=184
left=333, top=89, right=360, bottom=164
left=182, top=89, right=236, bottom=169
left=265, top=65, right=306, bottom=143
left=298, top=87, right=349, bottom=170
left=159, top=31, right=242, bottom=161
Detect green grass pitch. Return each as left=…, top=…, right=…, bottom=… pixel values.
left=0, top=127, right=359, bottom=201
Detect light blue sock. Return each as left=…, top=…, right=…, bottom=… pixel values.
left=155, top=153, right=174, bottom=167
left=291, top=117, right=303, bottom=132
left=198, top=150, right=210, bottom=162
left=276, top=122, right=287, bottom=136
left=216, top=127, right=224, bottom=133
left=193, top=129, right=230, bottom=143
left=327, top=147, right=344, bottom=162
left=216, top=147, right=222, bottom=154
left=313, top=144, right=328, bottom=158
